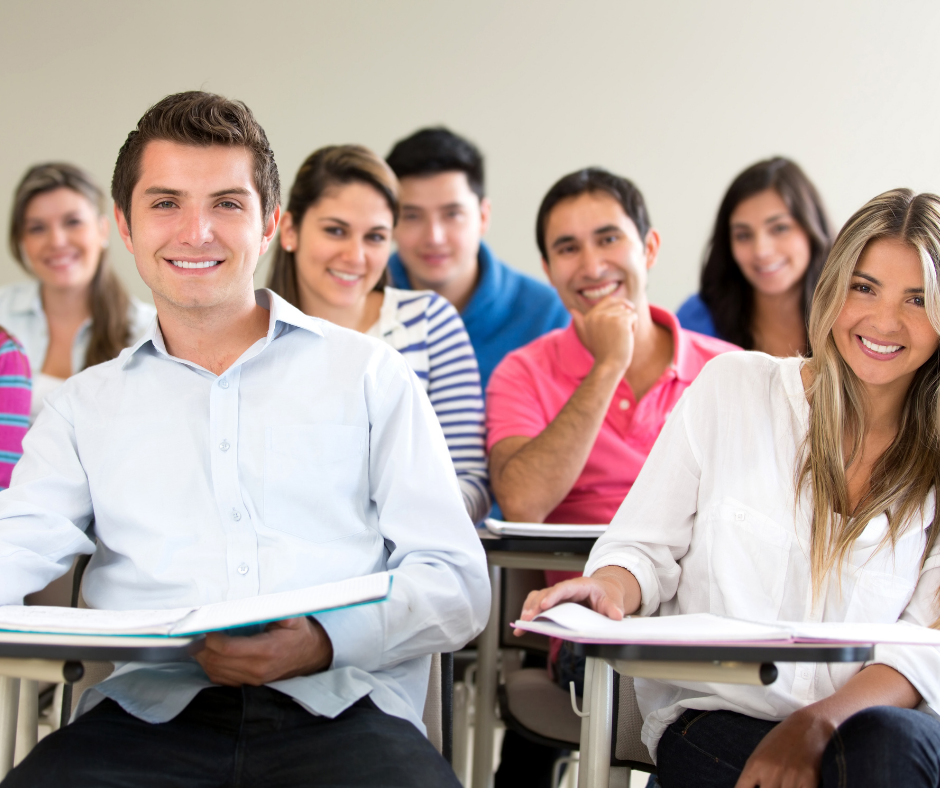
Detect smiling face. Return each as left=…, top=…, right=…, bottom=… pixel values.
left=393, top=171, right=490, bottom=293
left=115, top=140, right=277, bottom=315
left=832, top=237, right=940, bottom=394
left=281, top=181, right=393, bottom=316
left=730, top=188, right=812, bottom=297
left=20, top=187, right=108, bottom=293
left=541, top=191, right=659, bottom=315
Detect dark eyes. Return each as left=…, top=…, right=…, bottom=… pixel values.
left=852, top=283, right=872, bottom=294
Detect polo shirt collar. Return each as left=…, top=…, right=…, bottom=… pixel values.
left=559, top=304, right=692, bottom=382
left=121, top=288, right=324, bottom=369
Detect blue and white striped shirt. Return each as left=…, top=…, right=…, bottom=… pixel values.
left=368, top=288, right=491, bottom=523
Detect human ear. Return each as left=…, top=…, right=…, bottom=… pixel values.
left=259, top=205, right=281, bottom=256
left=479, top=197, right=492, bottom=236
left=114, top=204, right=134, bottom=254
left=643, top=228, right=662, bottom=271
left=279, top=211, right=297, bottom=252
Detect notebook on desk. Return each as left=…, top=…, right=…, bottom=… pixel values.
left=484, top=519, right=607, bottom=538
left=515, top=602, right=940, bottom=647
left=0, top=571, right=391, bottom=638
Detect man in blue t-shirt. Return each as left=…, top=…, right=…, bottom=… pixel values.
left=385, top=128, right=570, bottom=391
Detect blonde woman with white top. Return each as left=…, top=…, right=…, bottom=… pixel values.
left=519, top=189, right=940, bottom=787
left=5, top=163, right=155, bottom=420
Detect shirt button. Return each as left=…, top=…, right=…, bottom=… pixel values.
left=232, top=509, right=241, bottom=522
left=219, top=440, right=230, bottom=452
left=618, top=399, right=631, bottom=410
left=237, top=563, right=249, bottom=575
left=801, top=669, right=810, bottom=679
left=219, top=378, right=229, bottom=389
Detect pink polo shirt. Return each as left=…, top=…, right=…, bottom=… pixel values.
left=486, top=306, right=738, bottom=527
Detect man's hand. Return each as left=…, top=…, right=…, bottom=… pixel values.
left=195, top=616, right=333, bottom=686
left=734, top=708, right=835, bottom=788
left=571, top=296, right=637, bottom=375
left=513, top=566, right=641, bottom=635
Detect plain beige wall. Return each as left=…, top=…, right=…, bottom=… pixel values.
left=2, top=0, right=939, bottom=312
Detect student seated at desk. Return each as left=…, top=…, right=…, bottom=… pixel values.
left=267, top=144, right=489, bottom=523
left=676, top=157, right=833, bottom=357
left=4, top=163, right=154, bottom=420
left=520, top=189, right=940, bottom=788
left=0, top=91, right=489, bottom=788
left=384, top=127, right=570, bottom=392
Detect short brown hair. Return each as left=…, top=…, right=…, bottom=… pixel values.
left=111, top=91, right=280, bottom=227
left=267, top=145, right=398, bottom=307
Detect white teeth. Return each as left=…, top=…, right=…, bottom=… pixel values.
left=581, top=281, right=619, bottom=299
left=860, top=336, right=902, bottom=354
left=329, top=269, right=361, bottom=282
left=756, top=261, right=786, bottom=274
left=170, top=260, right=221, bottom=269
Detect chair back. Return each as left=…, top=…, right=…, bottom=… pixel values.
left=613, top=675, right=655, bottom=768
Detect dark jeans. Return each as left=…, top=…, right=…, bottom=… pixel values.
left=4, top=686, right=460, bottom=788
left=657, top=706, right=940, bottom=788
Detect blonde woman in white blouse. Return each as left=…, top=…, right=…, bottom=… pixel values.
left=519, top=189, right=940, bottom=788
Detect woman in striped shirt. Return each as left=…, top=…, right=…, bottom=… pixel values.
left=267, top=145, right=490, bottom=523
left=0, top=329, right=31, bottom=488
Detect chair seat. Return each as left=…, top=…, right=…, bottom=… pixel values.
left=503, top=668, right=581, bottom=745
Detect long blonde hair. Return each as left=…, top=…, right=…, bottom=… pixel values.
left=799, top=189, right=940, bottom=599
left=9, top=163, right=132, bottom=368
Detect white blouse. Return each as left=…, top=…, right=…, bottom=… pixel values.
left=585, top=352, right=940, bottom=760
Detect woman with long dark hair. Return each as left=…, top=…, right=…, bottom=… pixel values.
left=678, top=157, right=833, bottom=356
left=268, top=145, right=490, bottom=522
left=4, top=163, right=154, bottom=419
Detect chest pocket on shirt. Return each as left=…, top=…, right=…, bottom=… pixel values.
left=705, top=498, right=791, bottom=619
left=263, top=424, right=369, bottom=543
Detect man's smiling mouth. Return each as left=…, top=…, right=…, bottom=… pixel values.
left=169, top=260, right=222, bottom=269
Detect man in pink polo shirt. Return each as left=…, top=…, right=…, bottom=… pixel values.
left=487, top=167, right=736, bottom=535
left=487, top=168, right=736, bottom=786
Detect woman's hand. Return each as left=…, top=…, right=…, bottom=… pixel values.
left=513, top=565, right=641, bottom=635
left=734, top=708, right=835, bottom=788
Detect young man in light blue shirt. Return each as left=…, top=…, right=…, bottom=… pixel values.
left=1, top=92, right=488, bottom=788
left=385, top=128, right=570, bottom=392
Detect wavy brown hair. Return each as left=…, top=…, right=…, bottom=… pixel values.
left=700, top=157, right=833, bottom=351
left=267, top=145, right=398, bottom=307
left=9, top=163, right=132, bottom=368
left=799, top=189, right=940, bottom=604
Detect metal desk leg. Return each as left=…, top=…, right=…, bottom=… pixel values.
left=577, top=657, right=614, bottom=788
left=0, top=677, right=21, bottom=780
left=15, top=679, right=38, bottom=764
left=472, top=563, right=501, bottom=788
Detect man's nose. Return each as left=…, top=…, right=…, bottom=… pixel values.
left=579, top=246, right=607, bottom=279
left=177, top=207, right=213, bottom=246
left=427, top=219, right=445, bottom=245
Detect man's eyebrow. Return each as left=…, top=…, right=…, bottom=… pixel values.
left=551, top=234, right=577, bottom=249
left=210, top=187, right=252, bottom=199
left=144, top=187, right=184, bottom=197
left=592, top=225, right=622, bottom=236
left=853, top=270, right=924, bottom=294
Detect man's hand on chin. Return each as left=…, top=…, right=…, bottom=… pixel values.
left=195, top=616, right=334, bottom=686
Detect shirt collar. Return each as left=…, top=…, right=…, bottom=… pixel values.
left=460, top=241, right=501, bottom=319
left=559, top=304, right=691, bottom=381
left=10, top=280, right=43, bottom=316
left=371, top=286, right=403, bottom=336
left=121, top=289, right=325, bottom=370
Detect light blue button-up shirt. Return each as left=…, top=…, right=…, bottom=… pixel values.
left=0, top=289, right=490, bottom=731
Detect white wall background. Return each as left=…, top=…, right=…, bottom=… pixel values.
left=2, top=0, right=939, bottom=311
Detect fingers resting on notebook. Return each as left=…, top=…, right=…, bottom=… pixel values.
left=513, top=565, right=641, bottom=636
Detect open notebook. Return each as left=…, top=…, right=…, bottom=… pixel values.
left=0, top=572, right=391, bottom=637
left=514, top=602, right=940, bottom=647
left=484, top=519, right=607, bottom=538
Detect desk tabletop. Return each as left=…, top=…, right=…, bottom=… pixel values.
left=575, top=641, right=874, bottom=663
left=478, top=530, right=597, bottom=555
left=0, top=630, right=201, bottom=661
